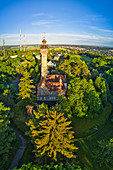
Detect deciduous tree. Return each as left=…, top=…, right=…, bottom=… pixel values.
left=0, top=102, right=16, bottom=169
left=67, top=78, right=102, bottom=118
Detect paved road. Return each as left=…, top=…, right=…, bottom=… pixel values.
left=9, top=128, right=26, bottom=170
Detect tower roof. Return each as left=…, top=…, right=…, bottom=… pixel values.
left=42, top=39, right=46, bottom=43
left=40, top=38, right=48, bottom=49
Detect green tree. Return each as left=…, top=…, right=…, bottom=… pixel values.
left=1, top=85, right=18, bottom=109
left=95, top=75, right=107, bottom=106
left=105, top=68, right=113, bottom=94
left=94, top=138, right=113, bottom=167
left=13, top=162, right=82, bottom=170
left=27, top=109, right=77, bottom=161
left=0, top=102, right=16, bottom=169
left=67, top=78, right=102, bottom=118
left=59, top=58, right=90, bottom=79
left=91, top=69, right=99, bottom=80
left=18, top=71, right=34, bottom=100
left=56, top=95, right=71, bottom=118
left=59, top=60, right=71, bottom=74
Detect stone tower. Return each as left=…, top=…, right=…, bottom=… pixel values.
left=40, top=37, right=48, bottom=79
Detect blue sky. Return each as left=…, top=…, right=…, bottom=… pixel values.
left=0, top=0, right=113, bottom=46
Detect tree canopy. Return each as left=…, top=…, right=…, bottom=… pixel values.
left=27, top=108, right=77, bottom=161
left=94, top=138, right=113, bottom=167
left=59, top=57, right=90, bottom=79
left=0, top=102, right=16, bottom=169
left=18, top=71, right=34, bottom=100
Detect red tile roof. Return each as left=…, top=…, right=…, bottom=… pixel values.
left=36, top=74, right=67, bottom=91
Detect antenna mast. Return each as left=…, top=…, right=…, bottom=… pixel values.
left=20, top=30, right=22, bottom=51
left=3, top=40, right=5, bottom=58
left=23, top=34, right=25, bottom=51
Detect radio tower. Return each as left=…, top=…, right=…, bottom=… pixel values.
left=3, top=40, right=5, bottom=58
left=23, top=34, right=25, bottom=51
left=20, top=29, right=22, bottom=51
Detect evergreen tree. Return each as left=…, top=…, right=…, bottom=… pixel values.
left=27, top=109, right=77, bottom=161
left=18, top=71, right=34, bottom=100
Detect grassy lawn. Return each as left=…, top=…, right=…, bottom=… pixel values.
left=73, top=102, right=113, bottom=170
left=11, top=46, right=20, bottom=50
left=80, top=55, right=92, bottom=63
left=72, top=102, right=112, bottom=138
left=54, top=47, right=67, bottom=51
left=76, top=115, right=113, bottom=170
left=69, top=54, right=80, bottom=60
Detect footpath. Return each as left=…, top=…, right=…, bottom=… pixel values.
left=9, top=128, right=26, bottom=170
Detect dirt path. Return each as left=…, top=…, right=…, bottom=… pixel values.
left=9, top=128, right=26, bottom=170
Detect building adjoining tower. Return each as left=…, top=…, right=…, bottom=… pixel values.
left=35, top=37, right=67, bottom=105
left=40, top=38, right=48, bottom=79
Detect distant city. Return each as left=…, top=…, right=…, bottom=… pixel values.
left=1, top=44, right=113, bottom=57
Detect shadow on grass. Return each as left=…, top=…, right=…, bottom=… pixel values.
left=77, top=139, right=93, bottom=170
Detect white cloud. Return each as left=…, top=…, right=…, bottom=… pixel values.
left=32, top=20, right=59, bottom=26
left=0, top=33, right=113, bottom=47
left=32, top=13, right=54, bottom=18
left=83, top=14, right=107, bottom=22
left=0, top=34, right=19, bottom=39
left=90, top=26, right=113, bottom=33
left=32, top=21, right=49, bottom=26
left=32, top=13, right=47, bottom=17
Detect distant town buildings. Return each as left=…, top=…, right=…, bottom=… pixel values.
left=35, top=55, right=41, bottom=59
left=22, top=54, right=27, bottom=57
left=10, top=55, right=18, bottom=58
left=57, top=52, right=62, bottom=57
left=47, top=60, right=56, bottom=67
left=53, top=55, right=60, bottom=61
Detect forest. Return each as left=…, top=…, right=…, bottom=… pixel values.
left=0, top=47, right=113, bottom=170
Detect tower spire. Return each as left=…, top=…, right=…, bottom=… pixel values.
left=43, top=32, right=45, bottom=39
left=41, top=32, right=47, bottom=46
